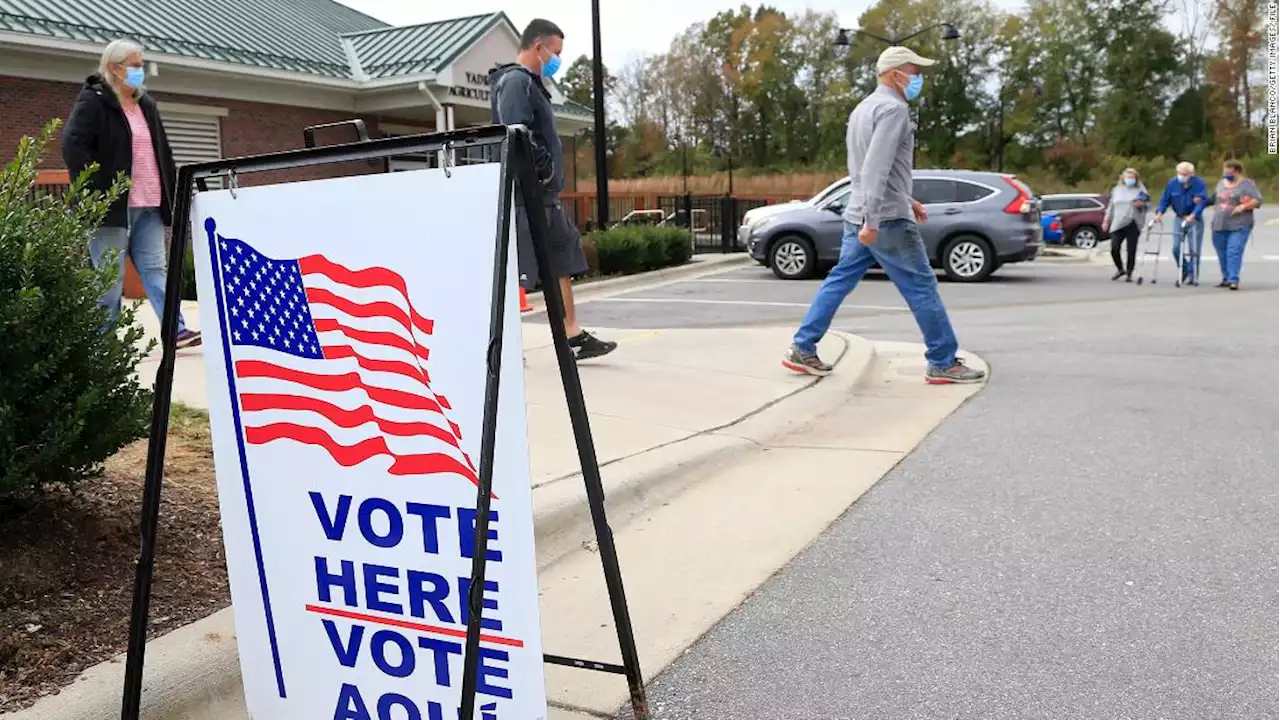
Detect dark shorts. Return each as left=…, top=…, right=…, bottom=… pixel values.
left=514, top=203, right=588, bottom=290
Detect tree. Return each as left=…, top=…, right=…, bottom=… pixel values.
left=560, top=54, right=615, bottom=109
left=1094, top=0, right=1181, bottom=156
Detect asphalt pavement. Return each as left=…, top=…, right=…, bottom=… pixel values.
left=539, top=212, right=1279, bottom=719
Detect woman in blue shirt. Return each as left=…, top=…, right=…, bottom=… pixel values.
left=1152, top=161, right=1208, bottom=285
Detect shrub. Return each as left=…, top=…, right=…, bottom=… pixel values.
left=585, top=225, right=693, bottom=276
left=0, top=121, right=153, bottom=501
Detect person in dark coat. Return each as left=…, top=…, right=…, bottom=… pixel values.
left=489, top=19, right=616, bottom=361
left=62, top=38, right=201, bottom=347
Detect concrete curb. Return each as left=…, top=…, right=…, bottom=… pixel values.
left=1036, top=248, right=1093, bottom=264
left=532, top=331, right=875, bottom=570
left=527, top=254, right=750, bottom=310
left=4, top=328, right=874, bottom=720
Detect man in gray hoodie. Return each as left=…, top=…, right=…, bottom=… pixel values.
left=490, top=19, right=616, bottom=361
left=782, top=46, right=984, bottom=385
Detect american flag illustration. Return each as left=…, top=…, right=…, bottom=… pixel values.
left=211, top=231, right=480, bottom=487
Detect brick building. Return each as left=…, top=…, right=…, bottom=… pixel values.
left=0, top=0, right=592, bottom=295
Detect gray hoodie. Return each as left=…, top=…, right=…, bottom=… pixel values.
left=1103, top=181, right=1151, bottom=232
left=489, top=63, right=562, bottom=205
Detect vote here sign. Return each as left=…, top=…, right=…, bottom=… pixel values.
left=189, top=162, right=547, bottom=720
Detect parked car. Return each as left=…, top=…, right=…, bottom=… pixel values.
left=743, top=170, right=1044, bottom=282
left=1039, top=193, right=1109, bottom=249
left=1042, top=212, right=1063, bottom=244
left=737, top=177, right=851, bottom=248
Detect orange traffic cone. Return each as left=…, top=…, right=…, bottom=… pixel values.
left=519, top=286, right=534, bottom=313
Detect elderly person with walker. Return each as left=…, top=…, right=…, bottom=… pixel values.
left=1152, top=161, right=1208, bottom=286
left=1102, top=168, right=1150, bottom=282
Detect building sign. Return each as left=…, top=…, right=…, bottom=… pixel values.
left=190, top=164, right=547, bottom=719
left=450, top=71, right=491, bottom=102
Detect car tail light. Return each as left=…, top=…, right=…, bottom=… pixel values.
left=1050, top=218, right=1061, bottom=231
left=1001, top=175, right=1033, bottom=214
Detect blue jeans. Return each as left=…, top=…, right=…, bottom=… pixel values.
left=89, top=206, right=186, bottom=331
left=1170, top=217, right=1204, bottom=281
left=1211, top=227, right=1251, bottom=284
left=793, top=219, right=959, bottom=370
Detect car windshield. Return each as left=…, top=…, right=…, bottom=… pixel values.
left=810, top=180, right=850, bottom=205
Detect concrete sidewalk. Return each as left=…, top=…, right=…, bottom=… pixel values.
left=6, top=302, right=873, bottom=720
left=132, top=300, right=844, bottom=491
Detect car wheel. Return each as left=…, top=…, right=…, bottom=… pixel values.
left=942, top=235, right=995, bottom=282
left=769, top=235, right=817, bottom=280
left=1071, top=226, right=1100, bottom=249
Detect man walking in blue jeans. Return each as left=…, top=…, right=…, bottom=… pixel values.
left=782, top=46, right=985, bottom=385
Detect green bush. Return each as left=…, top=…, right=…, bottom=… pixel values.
left=585, top=225, right=693, bottom=277
left=0, top=121, right=153, bottom=501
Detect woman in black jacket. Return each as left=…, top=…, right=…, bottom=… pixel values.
left=62, top=39, right=200, bottom=347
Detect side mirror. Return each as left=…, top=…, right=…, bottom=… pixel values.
left=827, top=204, right=845, bottom=214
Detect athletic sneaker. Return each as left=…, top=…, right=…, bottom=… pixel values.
left=569, top=330, right=617, bottom=361
left=175, top=329, right=202, bottom=349
left=781, top=345, right=833, bottom=376
left=925, top=359, right=986, bottom=385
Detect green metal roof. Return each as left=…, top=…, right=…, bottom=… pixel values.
left=0, top=1, right=593, bottom=118
left=0, top=0, right=386, bottom=77
left=344, top=13, right=502, bottom=80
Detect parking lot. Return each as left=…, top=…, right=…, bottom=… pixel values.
left=561, top=209, right=1279, bottom=334
left=584, top=210, right=1280, bottom=720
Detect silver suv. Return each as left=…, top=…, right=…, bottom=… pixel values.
left=743, top=170, right=1044, bottom=282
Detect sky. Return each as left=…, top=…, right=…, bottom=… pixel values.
left=335, top=0, right=1025, bottom=71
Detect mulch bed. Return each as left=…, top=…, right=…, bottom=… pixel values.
left=0, top=407, right=229, bottom=713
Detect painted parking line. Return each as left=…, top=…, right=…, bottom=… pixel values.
left=593, top=297, right=908, bottom=310
left=692, top=278, right=804, bottom=284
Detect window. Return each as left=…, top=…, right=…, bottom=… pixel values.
left=954, top=181, right=995, bottom=202
left=1044, top=196, right=1103, bottom=211
left=161, top=111, right=223, bottom=187
left=826, top=189, right=852, bottom=213
left=913, top=179, right=956, bottom=204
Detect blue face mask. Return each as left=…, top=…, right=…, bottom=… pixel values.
left=124, top=66, right=145, bottom=89
left=1223, top=173, right=1236, bottom=182
left=1123, top=177, right=1136, bottom=187
left=903, top=73, right=924, bottom=101
left=541, top=51, right=561, bottom=78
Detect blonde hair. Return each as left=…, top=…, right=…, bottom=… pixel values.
left=98, top=39, right=143, bottom=87
left=1176, top=161, right=1194, bottom=175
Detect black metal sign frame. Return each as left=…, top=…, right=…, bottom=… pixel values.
left=120, top=123, right=649, bottom=719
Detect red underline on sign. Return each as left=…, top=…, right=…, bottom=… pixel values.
left=304, top=604, right=525, bottom=648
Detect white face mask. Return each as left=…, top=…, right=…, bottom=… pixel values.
left=1177, top=174, right=1190, bottom=184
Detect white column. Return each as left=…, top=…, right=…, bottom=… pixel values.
left=434, top=107, right=447, bottom=168
left=445, top=105, right=457, bottom=165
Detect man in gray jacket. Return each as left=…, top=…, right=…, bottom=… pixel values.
left=782, top=46, right=984, bottom=384
left=490, top=18, right=616, bottom=360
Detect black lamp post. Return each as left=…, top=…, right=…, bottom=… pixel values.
left=679, top=135, right=689, bottom=195
left=590, top=0, right=610, bottom=229
left=994, top=79, right=1043, bottom=172
left=834, top=22, right=960, bottom=49
left=711, top=145, right=734, bottom=196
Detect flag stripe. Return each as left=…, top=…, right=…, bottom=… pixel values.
left=298, top=254, right=434, bottom=335
left=321, top=343, right=431, bottom=385
left=234, top=360, right=446, bottom=415
left=239, top=393, right=461, bottom=447
left=313, top=318, right=429, bottom=362
left=306, top=286, right=425, bottom=346
left=244, top=423, right=480, bottom=485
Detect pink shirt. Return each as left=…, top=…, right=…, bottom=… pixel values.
left=123, top=103, right=163, bottom=208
